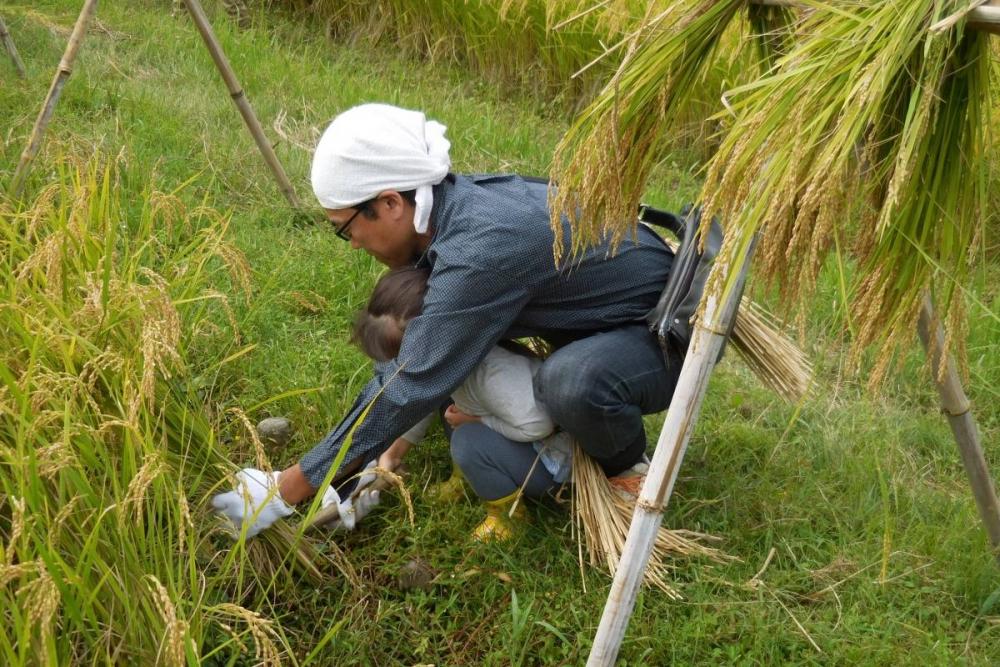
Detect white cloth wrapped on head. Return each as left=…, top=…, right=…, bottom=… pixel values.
left=310, top=103, right=451, bottom=233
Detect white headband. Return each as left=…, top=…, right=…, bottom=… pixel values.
left=310, top=103, right=451, bottom=233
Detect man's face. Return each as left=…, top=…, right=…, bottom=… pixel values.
left=325, top=191, right=420, bottom=268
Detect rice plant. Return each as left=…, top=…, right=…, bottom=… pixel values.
left=0, top=158, right=332, bottom=664
left=274, top=0, right=650, bottom=107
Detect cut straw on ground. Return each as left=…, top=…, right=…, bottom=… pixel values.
left=571, top=442, right=733, bottom=598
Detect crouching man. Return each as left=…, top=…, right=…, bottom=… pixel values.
left=213, top=103, right=682, bottom=537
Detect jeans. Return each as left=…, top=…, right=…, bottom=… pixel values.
left=532, top=324, right=681, bottom=476
left=450, top=422, right=558, bottom=501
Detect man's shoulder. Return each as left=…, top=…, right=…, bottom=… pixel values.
left=433, top=175, right=554, bottom=266
left=448, top=173, right=549, bottom=207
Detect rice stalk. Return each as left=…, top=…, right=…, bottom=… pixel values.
left=571, top=442, right=730, bottom=597
left=210, top=602, right=283, bottom=666
left=17, top=565, right=60, bottom=665
left=146, top=576, right=192, bottom=667
left=227, top=406, right=273, bottom=473
left=0, top=562, right=38, bottom=589
left=747, top=2, right=795, bottom=71
left=119, top=451, right=168, bottom=529
left=3, top=497, right=27, bottom=567
left=700, top=0, right=990, bottom=386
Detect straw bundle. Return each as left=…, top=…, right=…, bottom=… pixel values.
left=730, top=299, right=812, bottom=401
left=571, top=443, right=731, bottom=597
left=656, top=235, right=813, bottom=401
left=567, top=270, right=807, bottom=594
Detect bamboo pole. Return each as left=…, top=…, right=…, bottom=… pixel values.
left=9, top=0, right=98, bottom=198
left=0, top=15, right=27, bottom=78
left=181, top=0, right=302, bottom=209
left=587, top=242, right=755, bottom=666
left=917, top=294, right=1000, bottom=562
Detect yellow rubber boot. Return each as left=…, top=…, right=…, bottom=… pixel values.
left=472, top=491, right=529, bottom=542
left=427, top=463, right=467, bottom=503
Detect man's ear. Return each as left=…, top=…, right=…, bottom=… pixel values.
left=378, top=190, right=405, bottom=213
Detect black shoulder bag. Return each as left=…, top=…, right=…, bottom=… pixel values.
left=639, top=204, right=745, bottom=364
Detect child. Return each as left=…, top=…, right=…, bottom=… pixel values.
left=353, top=266, right=572, bottom=541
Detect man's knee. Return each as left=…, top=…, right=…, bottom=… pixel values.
left=534, top=353, right=610, bottom=422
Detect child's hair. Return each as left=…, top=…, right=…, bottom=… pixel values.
left=352, top=266, right=431, bottom=361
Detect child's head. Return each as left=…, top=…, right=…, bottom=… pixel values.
left=352, top=266, right=430, bottom=361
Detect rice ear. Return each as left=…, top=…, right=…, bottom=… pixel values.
left=699, top=1, right=989, bottom=386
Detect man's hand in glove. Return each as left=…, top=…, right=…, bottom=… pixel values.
left=212, top=468, right=293, bottom=538
left=320, top=459, right=381, bottom=530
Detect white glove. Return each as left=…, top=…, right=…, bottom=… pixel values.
left=319, top=460, right=381, bottom=530
left=212, top=468, right=293, bottom=538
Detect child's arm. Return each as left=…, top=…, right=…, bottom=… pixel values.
left=444, top=403, right=480, bottom=429
left=379, top=413, right=433, bottom=471
left=379, top=436, right=413, bottom=472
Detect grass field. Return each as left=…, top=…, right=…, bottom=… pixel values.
left=2, top=1, right=999, bottom=664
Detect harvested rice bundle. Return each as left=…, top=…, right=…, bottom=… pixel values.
left=730, top=299, right=812, bottom=402
left=571, top=442, right=732, bottom=596
left=701, top=0, right=991, bottom=386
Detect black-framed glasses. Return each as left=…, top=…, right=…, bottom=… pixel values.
left=334, top=205, right=368, bottom=241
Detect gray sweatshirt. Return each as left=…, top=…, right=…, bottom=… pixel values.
left=402, top=345, right=573, bottom=482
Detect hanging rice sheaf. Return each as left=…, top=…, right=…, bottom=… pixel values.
left=700, top=0, right=990, bottom=386
left=553, top=1, right=990, bottom=387
left=549, top=0, right=794, bottom=261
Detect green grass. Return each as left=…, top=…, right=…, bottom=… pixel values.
left=1, top=1, right=999, bottom=664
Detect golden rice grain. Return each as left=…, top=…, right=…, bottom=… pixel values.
left=146, top=576, right=191, bottom=667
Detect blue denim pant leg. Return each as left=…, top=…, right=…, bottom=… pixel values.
left=533, top=324, right=682, bottom=476
left=450, top=422, right=558, bottom=501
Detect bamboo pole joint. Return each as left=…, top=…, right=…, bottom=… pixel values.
left=917, top=294, right=1000, bottom=562
left=635, top=498, right=663, bottom=513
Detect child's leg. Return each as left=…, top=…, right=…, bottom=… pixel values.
left=450, top=422, right=557, bottom=501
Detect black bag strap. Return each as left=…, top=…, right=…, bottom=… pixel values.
left=638, top=204, right=686, bottom=240
left=641, top=204, right=743, bottom=364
